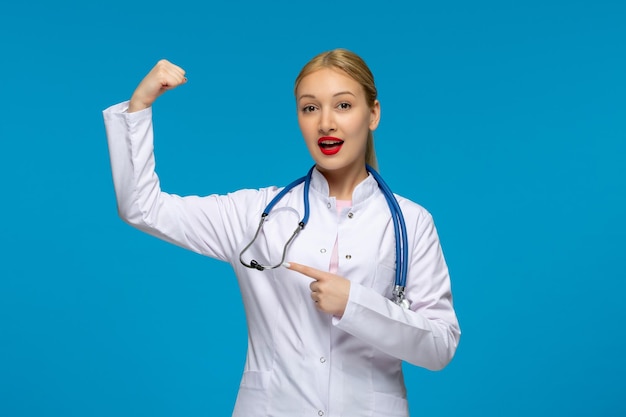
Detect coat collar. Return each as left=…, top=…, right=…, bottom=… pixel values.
left=309, top=166, right=380, bottom=206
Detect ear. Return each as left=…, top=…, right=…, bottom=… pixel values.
left=369, top=100, right=381, bottom=131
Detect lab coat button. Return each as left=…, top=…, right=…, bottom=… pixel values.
left=345, top=255, right=352, bottom=260
left=347, top=212, right=354, bottom=218
left=327, top=202, right=331, bottom=209
left=320, top=248, right=327, bottom=253
left=320, top=356, right=326, bottom=363
left=318, top=411, right=325, bottom=416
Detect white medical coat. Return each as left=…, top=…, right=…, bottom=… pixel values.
left=103, top=102, right=460, bottom=417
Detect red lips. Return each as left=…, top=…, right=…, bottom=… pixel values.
left=318, top=136, right=344, bottom=155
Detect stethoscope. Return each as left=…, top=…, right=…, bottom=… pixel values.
left=239, top=165, right=411, bottom=309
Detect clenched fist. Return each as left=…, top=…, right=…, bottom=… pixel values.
left=128, top=59, right=187, bottom=113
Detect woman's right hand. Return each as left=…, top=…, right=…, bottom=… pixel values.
left=128, top=59, right=187, bottom=113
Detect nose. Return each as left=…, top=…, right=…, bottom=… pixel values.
left=318, top=109, right=336, bottom=135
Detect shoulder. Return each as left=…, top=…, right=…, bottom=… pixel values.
left=223, top=185, right=284, bottom=206
left=393, top=194, right=445, bottom=248
left=394, top=194, right=434, bottom=224
left=195, top=186, right=284, bottom=218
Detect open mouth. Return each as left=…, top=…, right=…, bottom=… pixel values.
left=318, top=136, right=344, bottom=155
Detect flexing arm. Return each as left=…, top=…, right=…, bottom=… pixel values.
left=103, top=61, right=267, bottom=261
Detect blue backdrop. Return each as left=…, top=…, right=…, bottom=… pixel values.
left=1, top=0, right=624, bottom=416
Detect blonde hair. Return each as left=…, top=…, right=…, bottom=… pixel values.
left=294, top=48, right=379, bottom=171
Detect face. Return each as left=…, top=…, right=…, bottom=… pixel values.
left=296, top=68, right=380, bottom=176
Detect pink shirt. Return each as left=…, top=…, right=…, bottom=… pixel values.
left=330, top=200, right=352, bottom=274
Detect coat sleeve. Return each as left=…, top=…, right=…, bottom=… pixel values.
left=334, top=207, right=461, bottom=371
left=102, top=101, right=269, bottom=262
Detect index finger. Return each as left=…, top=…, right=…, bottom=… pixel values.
left=283, top=262, right=328, bottom=281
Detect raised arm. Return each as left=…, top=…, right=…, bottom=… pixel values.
left=103, top=61, right=268, bottom=262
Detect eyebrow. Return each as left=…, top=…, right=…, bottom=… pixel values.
left=297, top=91, right=357, bottom=101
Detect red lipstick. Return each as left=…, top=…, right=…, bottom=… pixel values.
left=318, top=136, right=344, bottom=155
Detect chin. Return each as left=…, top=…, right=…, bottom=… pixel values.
left=314, top=159, right=363, bottom=174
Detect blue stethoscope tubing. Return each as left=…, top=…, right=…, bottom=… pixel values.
left=366, top=165, right=410, bottom=307
left=239, top=164, right=410, bottom=307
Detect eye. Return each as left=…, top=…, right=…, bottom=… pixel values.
left=301, top=105, right=317, bottom=113
left=337, top=102, right=352, bottom=111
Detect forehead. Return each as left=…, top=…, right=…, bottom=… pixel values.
left=296, top=68, right=363, bottom=98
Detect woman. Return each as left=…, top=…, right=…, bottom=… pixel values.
left=103, top=48, right=460, bottom=417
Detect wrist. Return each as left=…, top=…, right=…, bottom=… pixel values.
left=128, top=95, right=151, bottom=113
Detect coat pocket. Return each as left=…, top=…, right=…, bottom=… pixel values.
left=373, top=391, right=409, bottom=417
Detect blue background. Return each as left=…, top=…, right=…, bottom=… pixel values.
left=1, top=0, right=625, bottom=416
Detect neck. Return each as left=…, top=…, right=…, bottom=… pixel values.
left=317, top=164, right=368, bottom=200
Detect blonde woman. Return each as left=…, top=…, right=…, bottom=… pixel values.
left=103, top=48, right=460, bottom=417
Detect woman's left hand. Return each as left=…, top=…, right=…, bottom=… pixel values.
left=284, top=262, right=350, bottom=317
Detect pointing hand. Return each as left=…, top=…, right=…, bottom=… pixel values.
left=284, top=262, right=350, bottom=317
